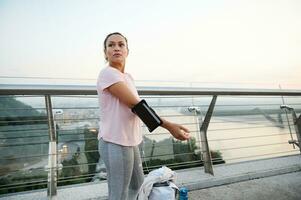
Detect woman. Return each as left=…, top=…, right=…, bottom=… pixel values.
left=97, top=32, right=190, bottom=200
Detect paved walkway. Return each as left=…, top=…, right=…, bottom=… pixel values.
left=189, top=171, right=301, bottom=200
left=1, top=155, right=300, bottom=200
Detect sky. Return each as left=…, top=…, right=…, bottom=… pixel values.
left=0, top=0, right=300, bottom=88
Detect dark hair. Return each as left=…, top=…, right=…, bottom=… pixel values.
left=103, top=32, right=128, bottom=52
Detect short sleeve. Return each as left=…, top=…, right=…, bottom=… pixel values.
left=97, top=67, right=124, bottom=91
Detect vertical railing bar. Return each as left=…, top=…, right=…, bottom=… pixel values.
left=279, top=85, right=295, bottom=149
left=292, top=111, right=301, bottom=153
left=194, top=110, right=203, bottom=163
left=199, top=95, right=217, bottom=175
left=280, top=105, right=301, bottom=153
left=189, top=95, right=204, bottom=163
left=45, top=95, right=58, bottom=199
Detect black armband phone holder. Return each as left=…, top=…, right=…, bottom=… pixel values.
left=131, top=99, right=163, bottom=132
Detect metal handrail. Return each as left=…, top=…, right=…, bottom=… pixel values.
left=1, top=83, right=301, bottom=96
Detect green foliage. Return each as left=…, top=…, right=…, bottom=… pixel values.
left=0, top=96, right=46, bottom=126
left=0, top=173, right=47, bottom=195
left=84, top=128, right=100, bottom=176
left=211, top=150, right=222, bottom=159
left=143, top=137, right=224, bottom=172
left=57, top=128, right=100, bottom=186
left=0, top=96, right=48, bottom=195
left=0, top=96, right=42, bottom=117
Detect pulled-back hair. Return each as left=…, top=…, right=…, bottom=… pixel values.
left=103, top=32, right=128, bottom=52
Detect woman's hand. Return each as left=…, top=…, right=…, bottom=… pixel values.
left=161, top=119, right=190, bottom=141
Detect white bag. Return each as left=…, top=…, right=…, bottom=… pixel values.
left=148, top=181, right=178, bottom=200
left=137, top=166, right=178, bottom=200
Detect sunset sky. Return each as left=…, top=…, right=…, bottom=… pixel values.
left=0, top=0, right=300, bottom=88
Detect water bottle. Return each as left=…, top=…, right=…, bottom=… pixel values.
left=179, top=187, right=188, bottom=200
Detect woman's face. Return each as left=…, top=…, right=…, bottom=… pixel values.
left=104, top=34, right=128, bottom=65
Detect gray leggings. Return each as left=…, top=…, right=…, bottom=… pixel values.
left=98, top=139, right=144, bottom=200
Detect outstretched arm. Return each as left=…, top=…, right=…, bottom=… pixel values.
left=161, top=118, right=190, bottom=140
left=107, top=82, right=190, bottom=140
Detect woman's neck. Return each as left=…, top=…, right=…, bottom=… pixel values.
left=109, top=62, right=125, bottom=73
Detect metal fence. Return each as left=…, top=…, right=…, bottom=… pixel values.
left=0, top=84, right=301, bottom=198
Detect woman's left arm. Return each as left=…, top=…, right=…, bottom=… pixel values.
left=108, top=81, right=190, bottom=140
left=107, top=81, right=140, bottom=108
left=161, top=118, right=190, bottom=140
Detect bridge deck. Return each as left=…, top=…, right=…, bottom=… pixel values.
left=1, top=154, right=300, bottom=200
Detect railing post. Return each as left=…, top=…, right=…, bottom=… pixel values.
left=280, top=105, right=301, bottom=153
left=45, top=95, right=58, bottom=199
left=292, top=111, right=301, bottom=153
left=188, top=96, right=217, bottom=175
left=188, top=106, right=203, bottom=166
left=199, top=95, right=217, bottom=175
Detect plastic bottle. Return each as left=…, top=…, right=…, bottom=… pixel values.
left=179, top=187, right=188, bottom=200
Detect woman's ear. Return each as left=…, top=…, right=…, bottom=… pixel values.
left=103, top=50, right=108, bottom=61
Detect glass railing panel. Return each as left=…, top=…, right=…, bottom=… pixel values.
left=0, top=95, right=48, bottom=195
left=51, top=95, right=100, bottom=186
left=0, top=91, right=300, bottom=196
left=49, top=95, right=206, bottom=186
left=140, top=95, right=207, bottom=172
left=206, top=96, right=300, bottom=163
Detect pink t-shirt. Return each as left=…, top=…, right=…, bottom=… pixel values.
left=96, top=66, right=142, bottom=146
